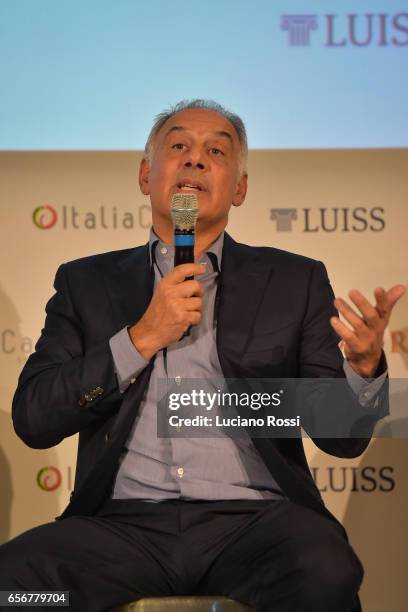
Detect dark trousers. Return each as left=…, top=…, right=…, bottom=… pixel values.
left=0, top=499, right=363, bottom=612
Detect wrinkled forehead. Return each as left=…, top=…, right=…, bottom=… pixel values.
left=156, top=108, right=240, bottom=147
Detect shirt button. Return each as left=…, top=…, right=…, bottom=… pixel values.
left=175, top=376, right=182, bottom=385
left=177, top=467, right=184, bottom=478
left=160, top=247, right=168, bottom=255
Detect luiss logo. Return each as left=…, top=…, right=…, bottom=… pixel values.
left=281, top=13, right=408, bottom=47
left=32, top=205, right=58, bottom=229
left=36, top=466, right=62, bottom=491
left=270, top=207, right=385, bottom=232
left=311, top=466, right=395, bottom=493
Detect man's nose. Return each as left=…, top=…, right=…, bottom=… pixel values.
left=183, top=148, right=205, bottom=170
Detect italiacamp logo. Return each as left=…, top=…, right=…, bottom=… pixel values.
left=31, top=204, right=151, bottom=230
left=36, top=466, right=62, bottom=491
left=32, top=205, right=58, bottom=229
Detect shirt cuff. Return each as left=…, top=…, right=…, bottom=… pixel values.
left=109, top=326, right=149, bottom=393
left=343, top=358, right=388, bottom=408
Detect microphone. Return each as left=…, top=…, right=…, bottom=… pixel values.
left=170, top=193, right=199, bottom=273
left=170, top=194, right=199, bottom=339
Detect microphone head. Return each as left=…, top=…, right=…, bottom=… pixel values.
left=171, top=193, right=199, bottom=231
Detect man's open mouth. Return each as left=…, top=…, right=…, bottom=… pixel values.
left=177, top=181, right=205, bottom=192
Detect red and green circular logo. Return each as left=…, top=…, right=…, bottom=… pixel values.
left=32, top=205, right=58, bottom=229
left=36, top=466, right=62, bottom=491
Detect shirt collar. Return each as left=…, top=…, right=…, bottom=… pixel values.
left=148, top=227, right=224, bottom=271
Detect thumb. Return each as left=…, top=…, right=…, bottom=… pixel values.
left=387, top=284, right=406, bottom=309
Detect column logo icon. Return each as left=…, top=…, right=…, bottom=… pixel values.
left=270, top=208, right=298, bottom=231
left=281, top=15, right=318, bottom=46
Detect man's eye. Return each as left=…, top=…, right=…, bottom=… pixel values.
left=171, top=143, right=185, bottom=150
left=210, top=147, right=223, bottom=156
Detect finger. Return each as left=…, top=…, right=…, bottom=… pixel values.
left=183, top=297, right=202, bottom=311
left=334, top=298, right=370, bottom=335
left=346, top=289, right=380, bottom=328
left=166, top=263, right=206, bottom=284
left=384, top=284, right=406, bottom=310
left=330, top=316, right=361, bottom=352
left=188, top=311, right=201, bottom=326
left=173, top=279, right=205, bottom=298
left=373, top=287, right=388, bottom=318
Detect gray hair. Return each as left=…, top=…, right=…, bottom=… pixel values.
left=144, top=99, right=248, bottom=174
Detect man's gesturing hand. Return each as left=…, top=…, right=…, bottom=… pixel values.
left=129, top=263, right=206, bottom=361
left=330, top=284, right=406, bottom=378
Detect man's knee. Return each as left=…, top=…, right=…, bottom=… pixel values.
left=0, top=523, right=57, bottom=588
left=295, top=537, right=363, bottom=609
left=258, top=520, right=364, bottom=612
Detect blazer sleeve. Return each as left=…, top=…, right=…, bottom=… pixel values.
left=298, top=260, right=389, bottom=458
left=12, top=263, right=124, bottom=449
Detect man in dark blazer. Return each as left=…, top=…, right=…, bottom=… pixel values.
left=0, top=100, right=404, bottom=611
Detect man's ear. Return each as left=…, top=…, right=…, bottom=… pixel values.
left=139, top=158, right=150, bottom=195
left=232, top=172, right=248, bottom=207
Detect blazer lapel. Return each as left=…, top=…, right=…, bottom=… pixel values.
left=104, top=243, right=154, bottom=330
left=101, top=243, right=156, bottom=444
left=217, top=233, right=275, bottom=378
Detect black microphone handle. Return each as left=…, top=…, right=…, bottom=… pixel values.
left=174, top=244, right=195, bottom=266
left=174, top=230, right=195, bottom=337
left=174, top=230, right=195, bottom=280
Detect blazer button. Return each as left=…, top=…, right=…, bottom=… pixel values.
left=105, top=432, right=110, bottom=442
left=96, top=386, right=104, bottom=395
left=70, top=491, right=75, bottom=501
left=78, top=396, right=86, bottom=407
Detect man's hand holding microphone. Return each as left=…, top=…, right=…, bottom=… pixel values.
left=129, top=192, right=203, bottom=361
left=129, top=262, right=205, bottom=361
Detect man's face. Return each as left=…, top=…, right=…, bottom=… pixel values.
left=139, top=108, right=247, bottom=234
